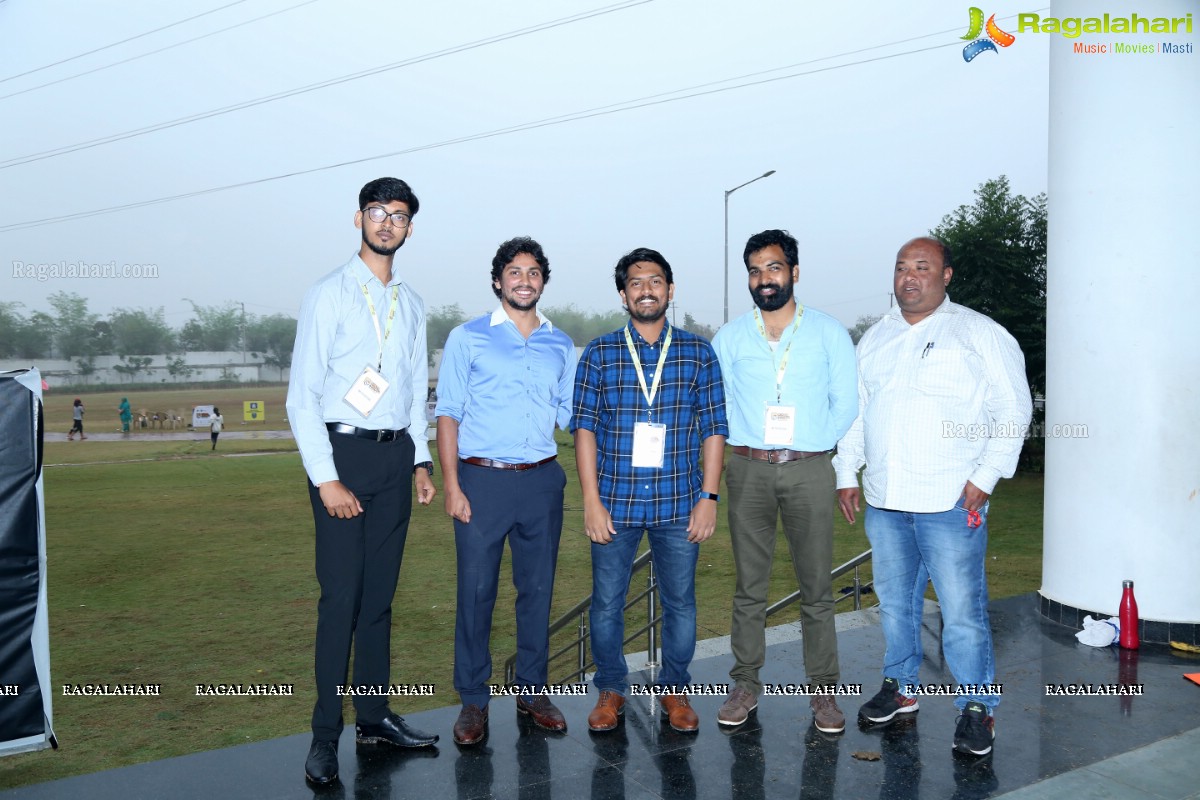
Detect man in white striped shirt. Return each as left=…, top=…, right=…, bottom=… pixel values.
left=833, top=237, right=1031, bottom=757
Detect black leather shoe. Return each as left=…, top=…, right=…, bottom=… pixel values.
left=304, top=740, right=339, bottom=784
left=355, top=712, right=439, bottom=748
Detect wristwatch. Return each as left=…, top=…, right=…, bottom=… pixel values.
left=414, top=461, right=435, bottom=477
left=698, top=491, right=720, bottom=503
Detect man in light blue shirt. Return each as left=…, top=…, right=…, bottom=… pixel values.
left=711, top=229, right=857, bottom=734
left=287, top=177, right=438, bottom=786
left=435, top=237, right=576, bottom=745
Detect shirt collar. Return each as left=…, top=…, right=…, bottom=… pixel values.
left=490, top=305, right=552, bottom=330
left=626, top=318, right=671, bottom=345
left=350, top=253, right=398, bottom=288
left=886, top=293, right=954, bottom=324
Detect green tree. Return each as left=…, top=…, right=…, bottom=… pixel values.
left=47, top=291, right=99, bottom=359
left=426, top=304, right=469, bottom=364
left=931, top=176, right=1047, bottom=393
left=109, top=307, right=175, bottom=355
left=247, top=314, right=297, bottom=380
left=544, top=304, right=627, bottom=346
left=0, top=302, right=28, bottom=358
left=848, top=314, right=881, bottom=345
left=180, top=300, right=241, bottom=351
left=681, top=312, right=717, bottom=342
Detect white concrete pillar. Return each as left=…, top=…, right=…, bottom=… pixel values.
left=1041, top=0, right=1200, bottom=628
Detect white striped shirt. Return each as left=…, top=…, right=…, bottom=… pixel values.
left=833, top=296, right=1032, bottom=513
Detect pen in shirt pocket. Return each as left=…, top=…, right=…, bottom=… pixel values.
left=921, top=342, right=935, bottom=359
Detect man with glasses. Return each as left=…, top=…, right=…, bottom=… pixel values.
left=572, top=248, right=727, bottom=734
left=711, top=229, right=857, bottom=734
left=435, top=237, right=577, bottom=745
left=287, top=177, right=439, bottom=786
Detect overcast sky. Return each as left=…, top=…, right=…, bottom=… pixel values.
left=1, top=0, right=1050, bottom=331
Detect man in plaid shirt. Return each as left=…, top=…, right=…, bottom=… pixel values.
left=572, top=247, right=728, bottom=734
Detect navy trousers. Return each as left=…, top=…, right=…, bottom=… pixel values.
left=452, top=459, right=566, bottom=707
left=308, top=431, right=414, bottom=741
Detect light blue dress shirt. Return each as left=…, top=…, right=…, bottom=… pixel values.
left=712, top=305, right=857, bottom=451
left=286, top=253, right=432, bottom=485
left=435, top=307, right=576, bottom=463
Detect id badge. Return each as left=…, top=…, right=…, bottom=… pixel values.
left=632, top=422, right=667, bottom=468
left=763, top=404, right=796, bottom=446
left=343, top=365, right=391, bottom=418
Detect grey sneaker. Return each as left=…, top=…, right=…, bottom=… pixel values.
left=717, top=687, right=758, bottom=727
left=810, top=694, right=846, bottom=734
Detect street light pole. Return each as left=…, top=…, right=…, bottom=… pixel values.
left=723, top=169, right=776, bottom=325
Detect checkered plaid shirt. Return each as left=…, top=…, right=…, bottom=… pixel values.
left=571, top=321, right=728, bottom=527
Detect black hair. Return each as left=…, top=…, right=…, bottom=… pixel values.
left=358, top=177, right=419, bottom=216
left=490, top=237, right=550, bottom=298
left=614, top=247, right=673, bottom=292
left=743, top=229, right=798, bottom=269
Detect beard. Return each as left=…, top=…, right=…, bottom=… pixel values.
left=362, top=228, right=405, bottom=257
left=628, top=296, right=667, bottom=324
left=752, top=278, right=794, bottom=312
left=503, top=287, right=541, bottom=311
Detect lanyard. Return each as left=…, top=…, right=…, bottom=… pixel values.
left=754, top=305, right=804, bottom=402
left=361, top=283, right=400, bottom=371
left=623, top=323, right=673, bottom=422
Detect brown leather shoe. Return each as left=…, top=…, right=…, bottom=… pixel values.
left=587, top=691, right=625, bottom=732
left=453, top=704, right=489, bottom=745
left=516, top=694, right=567, bottom=732
left=659, top=694, right=699, bottom=733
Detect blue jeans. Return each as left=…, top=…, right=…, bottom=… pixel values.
left=865, top=499, right=998, bottom=712
left=590, top=525, right=698, bottom=695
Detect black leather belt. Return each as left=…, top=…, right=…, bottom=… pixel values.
left=731, top=445, right=829, bottom=463
left=326, top=422, right=407, bottom=442
left=460, top=455, right=557, bottom=471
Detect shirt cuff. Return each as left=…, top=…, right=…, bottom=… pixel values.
left=308, top=460, right=339, bottom=487
left=968, top=466, right=1002, bottom=496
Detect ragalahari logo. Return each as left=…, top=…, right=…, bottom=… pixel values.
left=962, top=7, right=1016, bottom=61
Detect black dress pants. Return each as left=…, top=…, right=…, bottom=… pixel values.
left=308, top=430, right=414, bottom=741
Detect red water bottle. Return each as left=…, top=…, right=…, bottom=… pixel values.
left=1119, top=580, right=1139, bottom=650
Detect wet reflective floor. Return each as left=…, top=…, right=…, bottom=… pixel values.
left=4, top=594, right=1199, bottom=799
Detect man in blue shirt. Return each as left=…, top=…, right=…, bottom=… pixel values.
left=435, top=237, right=577, bottom=745
left=572, top=247, right=728, bottom=734
left=287, top=178, right=439, bottom=786
left=711, top=229, right=858, bottom=734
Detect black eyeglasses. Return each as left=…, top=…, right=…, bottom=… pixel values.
left=363, top=206, right=411, bottom=228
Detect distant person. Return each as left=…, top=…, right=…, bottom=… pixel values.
left=286, top=177, right=439, bottom=786
left=711, top=229, right=857, bottom=733
left=210, top=407, right=224, bottom=450
left=68, top=398, right=87, bottom=440
left=118, top=397, right=132, bottom=433
left=435, top=236, right=577, bottom=746
left=833, top=237, right=1032, bottom=757
left=572, top=247, right=727, bottom=734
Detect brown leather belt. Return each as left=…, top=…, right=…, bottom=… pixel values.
left=731, top=445, right=829, bottom=463
left=460, top=455, right=557, bottom=471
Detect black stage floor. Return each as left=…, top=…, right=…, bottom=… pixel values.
left=4, top=594, right=1199, bottom=799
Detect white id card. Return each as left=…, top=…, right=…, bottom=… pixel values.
left=763, top=404, right=796, bottom=446
left=343, top=365, right=391, bottom=418
left=632, top=421, right=667, bottom=468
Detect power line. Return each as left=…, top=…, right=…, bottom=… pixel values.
left=0, top=1, right=252, bottom=84
left=0, top=0, right=325, bottom=102
left=0, top=0, right=655, bottom=170
left=0, top=37, right=964, bottom=234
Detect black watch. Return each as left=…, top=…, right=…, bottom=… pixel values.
left=414, top=461, right=434, bottom=477
left=698, top=491, right=720, bottom=503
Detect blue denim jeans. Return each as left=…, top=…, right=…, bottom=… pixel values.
left=865, top=499, right=998, bottom=712
left=590, top=525, right=698, bottom=695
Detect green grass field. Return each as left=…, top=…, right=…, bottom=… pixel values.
left=0, top=388, right=1046, bottom=789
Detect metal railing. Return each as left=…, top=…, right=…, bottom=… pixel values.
left=503, top=547, right=874, bottom=686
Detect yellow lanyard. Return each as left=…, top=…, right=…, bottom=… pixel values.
left=753, top=305, right=804, bottom=403
left=361, top=283, right=400, bottom=371
left=623, top=323, right=673, bottom=422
